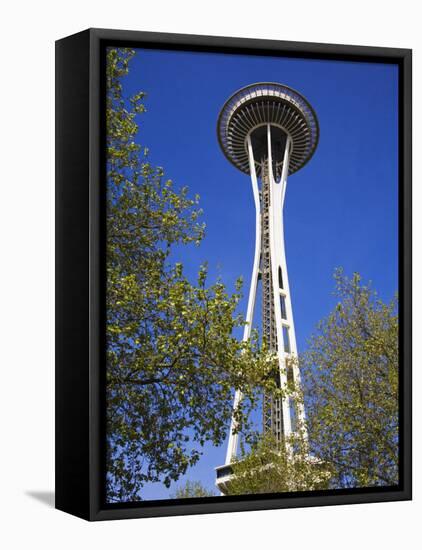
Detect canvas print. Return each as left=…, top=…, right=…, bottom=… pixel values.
left=105, top=47, right=398, bottom=503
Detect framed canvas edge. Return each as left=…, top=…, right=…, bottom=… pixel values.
left=56, top=28, right=412, bottom=521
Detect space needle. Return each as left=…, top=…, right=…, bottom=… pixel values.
left=215, top=83, right=319, bottom=493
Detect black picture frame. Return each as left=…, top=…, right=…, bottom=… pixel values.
left=55, top=28, right=412, bottom=521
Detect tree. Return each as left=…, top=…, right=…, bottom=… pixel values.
left=171, top=480, right=216, bottom=499
left=229, top=432, right=331, bottom=495
left=105, top=48, right=278, bottom=502
left=229, top=270, right=398, bottom=495
left=302, top=269, right=398, bottom=488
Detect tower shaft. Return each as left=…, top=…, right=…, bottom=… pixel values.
left=260, top=161, right=284, bottom=445
left=224, top=125, right=308, bottom=465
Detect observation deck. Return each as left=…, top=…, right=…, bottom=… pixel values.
left=217, top=82, right=319, bottom=176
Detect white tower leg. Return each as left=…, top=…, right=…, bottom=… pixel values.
left=225, top=134, right=261, bottom=464
left=266, top=125, right=293, bottom=441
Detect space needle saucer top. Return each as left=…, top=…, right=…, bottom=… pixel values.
left=217, top=82, right=319, bottom=176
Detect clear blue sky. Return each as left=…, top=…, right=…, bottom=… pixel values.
left=119, top=47, right=398, bottom=500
